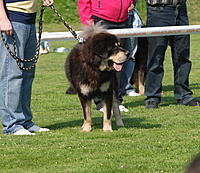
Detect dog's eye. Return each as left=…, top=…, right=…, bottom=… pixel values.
left=115, top=42, right=120, bottom=47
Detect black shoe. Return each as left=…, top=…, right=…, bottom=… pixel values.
left=146, top=100, right=158, bottom=109
left=185, top=99, right=200, bottom=106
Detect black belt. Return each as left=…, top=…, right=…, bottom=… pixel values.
left=147, top=2, right=185, bottom=8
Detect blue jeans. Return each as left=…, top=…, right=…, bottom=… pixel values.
left=121, top=11, right=139, bottom=95
left=145, top=3, right=194, bottom=105
left=121, top=37, right=138, bottom=95
left=0, top=22, right=37, bottom=134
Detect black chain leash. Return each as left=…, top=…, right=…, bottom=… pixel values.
left=0, top=5, right=84, bottom=71
left=50, top=5, right=84, bottom=43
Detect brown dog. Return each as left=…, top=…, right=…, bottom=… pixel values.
left=131, top=37, right=148, bottom=95
left=65, top=24, right=129, bottom=132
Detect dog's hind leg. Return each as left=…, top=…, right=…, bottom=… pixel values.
left=112, top=94, right=124, bottom=127
left=138, top=69, right=145, bottom=95
left=80, top=98, right=92, bottom=132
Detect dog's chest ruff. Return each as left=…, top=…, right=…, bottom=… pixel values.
left=80, top=81, right=111, bottom=96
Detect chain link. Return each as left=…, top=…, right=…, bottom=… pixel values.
left=1, top=5, right=84, bottom=71
left=50, top=5, right=85, bottom=43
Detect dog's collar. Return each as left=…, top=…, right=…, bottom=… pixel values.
left=79, top=40, right=85, bottom=45
left=93, top=53, right=113, bottom=71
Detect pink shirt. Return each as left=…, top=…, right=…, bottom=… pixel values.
left=78, top=0, right=134, bottom=25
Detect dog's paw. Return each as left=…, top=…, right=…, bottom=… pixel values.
left=116, top=119, right=124, bottom=127
left=103, top=124, right=113, bottom=132
left=103, top=129, right=113, bottom=132
left=82, top=123, right=92, bottom=132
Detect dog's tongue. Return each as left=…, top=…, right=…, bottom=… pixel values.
left=113, top=63, right=122, bottom=71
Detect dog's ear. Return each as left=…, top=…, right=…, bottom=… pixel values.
left=92, top=41, right=109, bottom=58
left=91, top=33, right=119, bottom=58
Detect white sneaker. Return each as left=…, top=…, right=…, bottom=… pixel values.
left=13, top=129, right=36, bottom=135
left=28, top=125, right=50, bottom=132
left=119, top=105, right=129, bottom=112
left=40, top=41, right=50, bottom=54
left=38, top=128, right=50, bottom=132
left=99, top=105, right=129, bottom=112
left=99, top=108, right=104, bottom=112
left=39, top=49, right=49, bottom=55
left=128, top=91, right=141, bottom=97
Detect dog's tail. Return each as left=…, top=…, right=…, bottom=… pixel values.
left=79, top=21, right=107, bottom=41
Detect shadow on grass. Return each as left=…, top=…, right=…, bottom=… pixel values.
left=125, top=95, right=200, bottom=108
left=47, top=117, right=162, bottom=131
left=124, top=82, right=200, bottom=108
left=124, top=97, right=177, bottom=108
left=160, top=83, right=200, bottom=92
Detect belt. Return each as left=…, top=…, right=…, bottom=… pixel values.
left=147, top=2, right=185, bottom=7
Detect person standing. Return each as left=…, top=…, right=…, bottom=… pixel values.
left=0, top=0, right=54, bottom=135
left=121, top=5, right=142, bottom=97
left=78, top=0, right=135, bottom=112
left=144, top=0, right=200, bottom=109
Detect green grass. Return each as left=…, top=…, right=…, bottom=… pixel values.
left=1, top=33, right=200, bottom=172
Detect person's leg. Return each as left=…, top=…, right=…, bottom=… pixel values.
left=0, top=22, right=31, bottom=134
left=21, top=24, right=37, bottom=129
left=170, top=34, right=194, bottom=104
left=121, top=37, right=140, bottom=96
left=171, top=4, right=196, bottom=105
left=121, top=59, right=136, bottom=95
left=145, top=36, right=168, bottom=104
left=145, top=5, right=174, bottom=107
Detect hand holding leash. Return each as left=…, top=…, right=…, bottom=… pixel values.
left=1, top=4, right=82, bottom=70
left=42, top=0, right=54, bottom=7
left=0, top=0, right=12, bottom=35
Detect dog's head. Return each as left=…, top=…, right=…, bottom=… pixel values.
left=83, top=32, right=129, bottom=71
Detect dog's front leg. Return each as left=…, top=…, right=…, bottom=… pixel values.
left=112, top=93, right=124, bottom=127
left=102, top=99, right=113, bottom=132
left=80, top=98, right=92, bottom=132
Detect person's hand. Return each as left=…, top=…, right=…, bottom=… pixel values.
left=42, top=0, right=54, bottom=6
left=128, top=3, right=135, bottom=13
left=0, top=18, right=12, bottom=35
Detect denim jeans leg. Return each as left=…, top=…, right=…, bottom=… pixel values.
left=121, top=37, right=138, bottom=95
left=144, top=35, right=168, bottom=103
left=0, top=32, right=25, bottom=134
left=145, top=4, right=194, bottom=105
left=121, top=59, right=136, bottom=95
left=0, top=22, right=36, bottom=134
left=22, top=24, right=37, bottom=128
left=145, top=5, right=192, bottom=104
left=171, top=35, right=194, bottom=104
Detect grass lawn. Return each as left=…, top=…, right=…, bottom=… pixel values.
left=0, top=33, right=200, bottom=172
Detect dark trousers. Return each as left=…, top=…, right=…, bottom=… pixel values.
left=92, top=16, right=129, bottom=109
left=145, top=3, right=194, bottom=105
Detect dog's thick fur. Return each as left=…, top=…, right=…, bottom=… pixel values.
left=65, top=23, right=129, bottom=132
